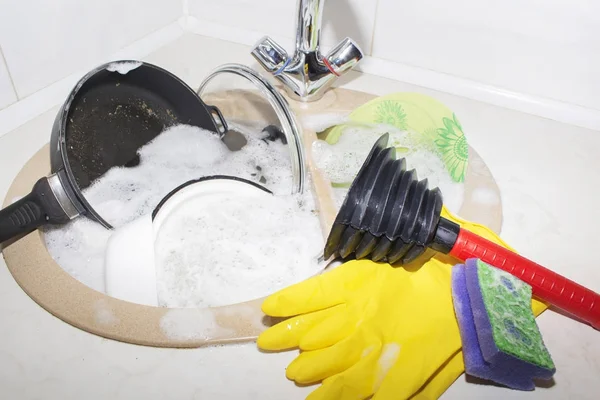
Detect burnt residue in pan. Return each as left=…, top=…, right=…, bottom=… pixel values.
left=65, top=74, right=179, bottom=190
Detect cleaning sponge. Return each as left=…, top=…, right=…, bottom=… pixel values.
left=451, top=258, right=555, bottom=390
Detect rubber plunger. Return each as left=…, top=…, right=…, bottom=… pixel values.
left=324, top=133, right=443, bottom=265
left=325, top=133, right=600, bottom=330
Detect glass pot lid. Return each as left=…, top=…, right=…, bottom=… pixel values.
left=197, top=63, right=306, bottom=196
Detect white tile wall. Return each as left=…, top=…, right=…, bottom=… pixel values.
left=188, top=0, right=378, bottom=55
left=1, top=0, right=598, bottom=125
left=0, top=50, right=16, bottom=110
left=372, top=0, right=600, bottom=110
left=0, top=0, right=181, bottom=99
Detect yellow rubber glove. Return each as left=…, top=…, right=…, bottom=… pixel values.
left=258, top=207, right=547, bottom=400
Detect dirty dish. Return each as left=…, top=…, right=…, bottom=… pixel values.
left=322, top=92, right=469, bottom=183
left=105, top=176, right=271, bottom=306
left=0, top=60, right=225, bottom=245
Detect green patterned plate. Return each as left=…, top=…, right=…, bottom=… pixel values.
left=318, top=92, right=469, bottom=183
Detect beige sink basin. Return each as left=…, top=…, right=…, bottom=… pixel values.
left=1, top=86, right=502, bottom=348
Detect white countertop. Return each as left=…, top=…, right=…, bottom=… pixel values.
left=0, top=34, right=599, bottom=399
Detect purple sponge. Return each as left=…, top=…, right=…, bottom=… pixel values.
left=451, top=259, right=556, bottom=390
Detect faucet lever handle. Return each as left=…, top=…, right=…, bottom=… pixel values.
left=324, top=37, right=364, bottom=77
left=252, top=36, right=289, bottom=74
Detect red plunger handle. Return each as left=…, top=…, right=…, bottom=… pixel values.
left=450, top=228, right=600, bottom=330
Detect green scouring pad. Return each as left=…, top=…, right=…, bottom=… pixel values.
left=451, top=258, right=556, bottom=390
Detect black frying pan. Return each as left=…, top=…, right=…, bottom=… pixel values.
left=0, top=60, right=227, bottom=245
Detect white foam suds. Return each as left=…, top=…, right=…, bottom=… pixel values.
left=93, top=299, right=119, bottom=326
left=43, top=122, right=319, bottom=306
left=375, top=343, right=401, bottom=389
left=311, top=121, right=465, bottom=213
left=83, top=123, right=294, bottom=228
left=301, top=112, right=350, bottom=133
left=106, top=61, right=143, bottom=74
left=44, top=218, right=112, bottom=293
left=154, top=189, right=323, bottom=308
left=43, top=116, right=465, bottom=309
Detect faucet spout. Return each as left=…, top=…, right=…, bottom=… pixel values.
left=296, top=0, right=324, bottom=53
left=251, top=0, right=363, bottom=102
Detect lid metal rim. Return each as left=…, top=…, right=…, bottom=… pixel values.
left=197, top=63, right=306, bottom=195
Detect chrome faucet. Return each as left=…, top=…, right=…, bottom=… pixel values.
left=251, top=0, right=363, bottom=102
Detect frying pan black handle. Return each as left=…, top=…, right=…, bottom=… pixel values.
left=0, top=177, right=70, bottom=244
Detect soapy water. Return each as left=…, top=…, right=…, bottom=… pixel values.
left=106, top=61, right=143, bottom=75
left=82, top=122, right=294, bottom=228
left=44, top=116, right=464, bottom=306
left=44, top=122, right=307, bottom=296
left=44, top=218, right=112, bottom=293
left=155, top=189, right=322, bottom=308
left=300, top=112, right=350, bottom=134
left=310, top=120, right=464, bottom=213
